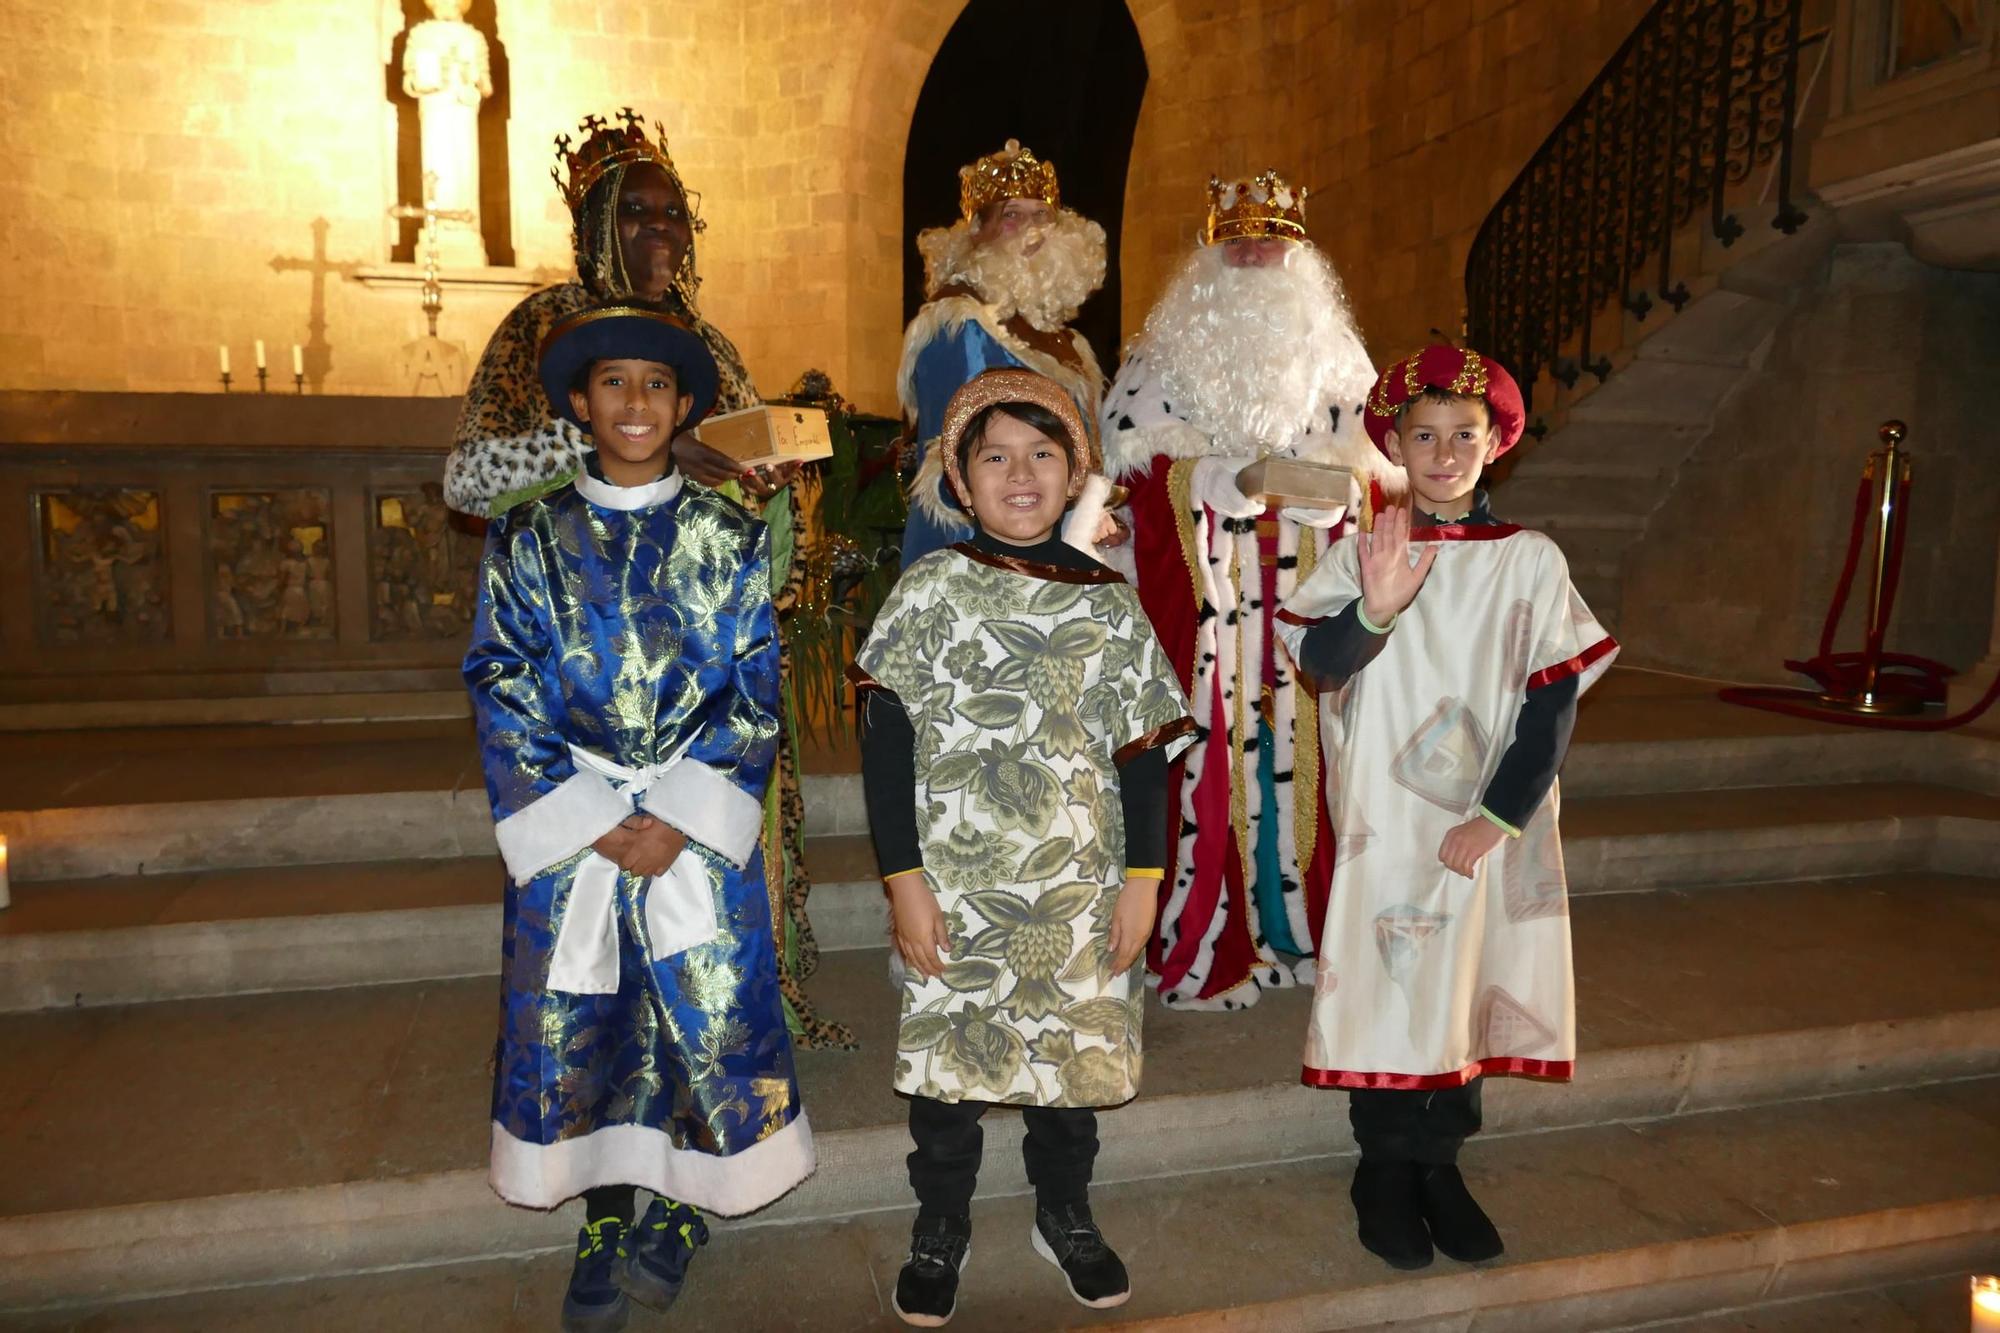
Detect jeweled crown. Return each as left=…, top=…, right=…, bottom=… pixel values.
left=1204, top=170, right=1309, bottom=245
left=552, top=107, right=682, bottom=212
left=958, top=139, right=1061, bottom=221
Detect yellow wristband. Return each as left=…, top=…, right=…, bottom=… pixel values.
left=1357, top=604, right=1396, bottom=635
left=1125, top=867, right=1165, bottom=880
left=1476, top=807, right=1521, bottom=838
left=881, top=866, right=925, bottom=882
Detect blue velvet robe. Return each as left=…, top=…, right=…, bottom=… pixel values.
left=464, top=463, right=813, bottom=1214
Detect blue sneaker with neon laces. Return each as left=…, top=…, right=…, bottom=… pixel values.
left=616, top=1197, right=709, bottom=1311
left=561, top=1217, right=631, bottom=1332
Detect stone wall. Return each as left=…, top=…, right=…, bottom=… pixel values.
left=0, top=0, right=1650, bottom=412
left=1118, top=0, right=1653, bottom=361
left=1620, top=244, right=2000, bottom=681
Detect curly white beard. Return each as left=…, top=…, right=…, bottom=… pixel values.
left=916, top=209, right=1107, bottom=333
left=1141, top=242, right=1373, bottom=457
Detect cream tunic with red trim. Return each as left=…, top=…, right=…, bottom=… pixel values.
left=1274, top=520, right=1616, bottom=1089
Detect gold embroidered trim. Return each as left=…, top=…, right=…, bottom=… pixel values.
left=1293, top=535, right=1321, bottom=871
left=1166, top=459, right=1204, bottom=609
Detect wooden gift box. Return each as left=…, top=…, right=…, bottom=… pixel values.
left=695, top=404, right=835, bottom=469
left=1233, top=456, right=1371, bottom=528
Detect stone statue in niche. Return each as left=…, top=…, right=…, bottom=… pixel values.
left=400, top=0, right=490, bottom=267
left=370, top=483, right=478, bottom=639
left=207, top=491, right=336, bottom=639
left=36, top=489, right=170, bottom=644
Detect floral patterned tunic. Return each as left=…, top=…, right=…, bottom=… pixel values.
left=853, top=544, right=1193, bottom=1108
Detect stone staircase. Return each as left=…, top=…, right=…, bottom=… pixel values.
left=1491, top=203, right=1842, bottom=633
left=2, top=678, right=1998, bottom=1329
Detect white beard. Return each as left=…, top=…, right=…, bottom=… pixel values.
left=1140, top=242, right=1373, bottom=457
left=916, top=209, right=1107, bottom=333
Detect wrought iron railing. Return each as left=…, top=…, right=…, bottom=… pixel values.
left=1465, top=0, right=1816, bottom=414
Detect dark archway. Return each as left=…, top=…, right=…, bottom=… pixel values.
left=900, top=0, right=1148, bottom=372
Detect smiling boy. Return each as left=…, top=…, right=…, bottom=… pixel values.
left=1273, top=346, right=1618, bottom=1273
left=850, top=368, right=1192, bottom=1325
left=466, top=304, right=813, bottom=1332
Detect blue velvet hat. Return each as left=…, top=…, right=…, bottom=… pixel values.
left=538, top=304, right=720, bottom=431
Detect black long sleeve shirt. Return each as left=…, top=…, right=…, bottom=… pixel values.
left=858, top=529, right=1170, bottom=877
left=1288, top=492, right=1579, bottom=832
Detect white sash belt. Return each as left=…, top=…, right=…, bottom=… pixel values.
left=544, top=743, right=720, bottom=995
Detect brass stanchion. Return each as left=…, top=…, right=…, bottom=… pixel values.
left=1818, top=420, right=1923, bottom=716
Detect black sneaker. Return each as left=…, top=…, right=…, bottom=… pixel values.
left=1351, top=1157, right=1433, bottom=1270
left=561, top=1218, right=631, bottom=1333
left=893, top=1214, right=971, bottom=1327
left=1419, top=1164, right=1504, bottom=1262
left=1030, top=1201, right=1130, bottom=1309
left=616, top=1197, right=709, bottom=1310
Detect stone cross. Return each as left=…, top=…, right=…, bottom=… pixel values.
left=390, top=173, right=477, bottom=336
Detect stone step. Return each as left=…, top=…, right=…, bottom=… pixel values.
left=6, top=1066, right=1997, bottom=1322
left=4, top=873, right=1999, bottom=1313
left=4, top=784, right=1996, bottom=1011
left=1634, top=1273, right=1970, bottom=1331
left=1504, top=421, right=1696, bottom=475
left=1629, top=286, right=1788, bottom=370
left=5, top=697, right=1990, bottom=884
left=0, top=836, right=878, bottom=1011
left=1565, top=359, right=1749, bottom=428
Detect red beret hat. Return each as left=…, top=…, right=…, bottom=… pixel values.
left=1362, top=345, right=1526, bottom=457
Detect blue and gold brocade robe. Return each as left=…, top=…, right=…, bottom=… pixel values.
left=465, top=464, right=813, bottom=1214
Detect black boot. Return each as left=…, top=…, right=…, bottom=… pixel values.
left=1419, top=1164, right=1503, bottom=1262
left=1350, top=1157, right=1432, bottom=1270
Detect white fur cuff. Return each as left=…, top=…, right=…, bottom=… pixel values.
left=493, top=769, right=633, bottom=883
left=641, top=758, right=765, bottom=868
left=490, top=1111, right=815, bottom=1216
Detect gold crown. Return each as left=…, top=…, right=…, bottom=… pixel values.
left=1204, top=170, right=1309, bottom=244
left=958, top=139, right=1061, bottom=221
left=551, top=107, right=690, bottom=214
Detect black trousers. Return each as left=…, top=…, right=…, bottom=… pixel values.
left=1348, top=1077, right=1484, bottom=1165
left=908, top=1095, right=1098, bottom=1219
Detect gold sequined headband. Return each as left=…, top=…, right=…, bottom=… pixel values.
left=939, top=368, right=1092, bottom=504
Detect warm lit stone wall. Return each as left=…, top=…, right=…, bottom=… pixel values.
left=0, top=0, right=1650, bottom=412
left=1118, top=0, right=1654, bottom=364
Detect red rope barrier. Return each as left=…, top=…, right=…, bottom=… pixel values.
left=1718, top=671, right=1999, bottom=731
left=1817, top=470, right=1874, bottom=661
left=1720, top=427, right=1990, bottom=730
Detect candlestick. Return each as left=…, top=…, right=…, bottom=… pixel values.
left=220, top=370, right=232, bottom=393
left=1975, top=1276, right=2000, bottom=1332
left=218, top=345, right=230, bottom=375
left=0, top=833, right=10, bottom=911
left=294, top=372, right=305, bottom=395
left=256, top=366, right=269, bottom=393
left=292, top=344, right=304, bottom=376
left=255, top=339, right=267, bottom=370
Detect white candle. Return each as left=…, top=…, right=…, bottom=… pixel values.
left=1975, top=1276, right=2000, bottom=1332
left=0, top=833, right=11, bottom=911
left=218, top=345, right=230, bottom=375
left=292, top=344, right=304, bottom=376
left=255, top=339, right=267, bottom=370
